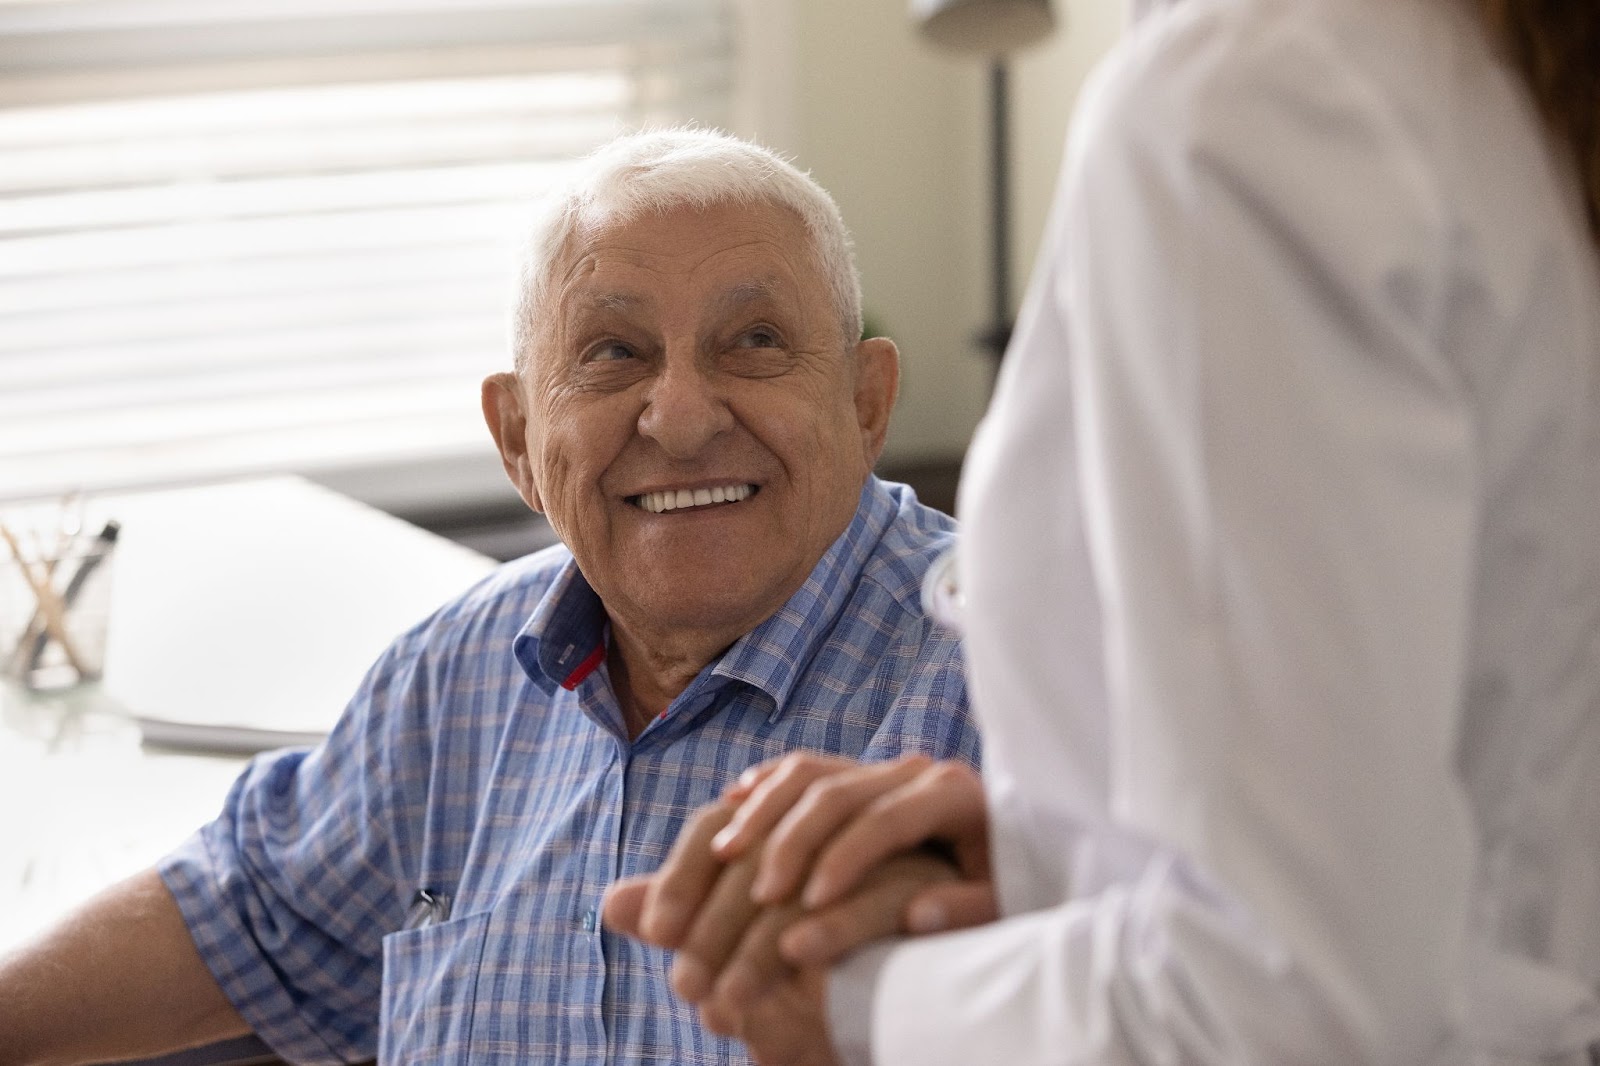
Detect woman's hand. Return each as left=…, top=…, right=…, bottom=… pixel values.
left=605, top=752, right=997, bottom=965
left=717, top=754, right=996, bottom=946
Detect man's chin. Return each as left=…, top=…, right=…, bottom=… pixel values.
left=614, top=571, right=802, bottom=643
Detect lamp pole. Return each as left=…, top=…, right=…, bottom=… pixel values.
left=979, top=58, right=1014, bottom=370
left=909, top=0, right=1055, bottom=374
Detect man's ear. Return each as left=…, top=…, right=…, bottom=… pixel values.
left=853, top=335, right=900, bottom=469
left=481, top=371, right=545, bottom=513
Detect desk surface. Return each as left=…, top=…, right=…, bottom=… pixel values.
left=1, top=476, right=498, bottom=955
left=0, top=683, right=247, bottom=953
left=102, top=476, right=498, bottom=737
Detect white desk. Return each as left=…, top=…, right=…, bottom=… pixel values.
left=0, top=476, right=498, bottom=954
left=0, top=683, right=249, bottom=953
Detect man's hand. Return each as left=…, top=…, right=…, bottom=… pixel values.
left=607, top=846, right=960, bottom=1066
left=696, top=942, right=836, bottom=1066
left=603, top=753, right=999, bottom=1064
left=687, top=849, right=960, bottom=1009
left=604, top=805, right=846, bottom=1066
left=604, top=751, right=1000, bottom=1005
left=603, top=753, right=947, bottom=960
left=709, top=753, right=998, bottom=961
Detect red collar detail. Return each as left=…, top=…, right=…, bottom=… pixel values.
left=560, top=641, right=606, bottom=690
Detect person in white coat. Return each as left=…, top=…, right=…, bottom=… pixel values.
left=604, top=0, right=1600, bottom=1061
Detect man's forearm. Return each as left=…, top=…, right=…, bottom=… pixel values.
left=0, top=867, right=250, bottom=1066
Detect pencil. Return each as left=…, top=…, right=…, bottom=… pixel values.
left=24, top=520, right=118, bottom=676
left=0, top=520, right=93, bottom=682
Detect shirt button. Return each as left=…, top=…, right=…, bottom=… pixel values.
left=581, top=907, right=598, bottom=932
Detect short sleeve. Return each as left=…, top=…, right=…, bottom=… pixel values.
left=161, top=624, right=446, bottom=1064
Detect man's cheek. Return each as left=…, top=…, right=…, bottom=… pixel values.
left=534, top=456, right=587, bottom=532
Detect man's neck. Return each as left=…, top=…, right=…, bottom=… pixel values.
left=605, top=621, right=739, bottom=739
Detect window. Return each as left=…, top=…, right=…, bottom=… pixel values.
left=0, top=0, right=735, bottom=504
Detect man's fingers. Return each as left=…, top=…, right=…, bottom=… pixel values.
left=704, top=950, right=839, bottom=1066
left=903, top=880, right=999, bottom=935
left=670, top=856, right=762, bottom=1004
left=710, top=752, right=861, bottom=861
left=775, top=853, right=956, bottom=966
left=800, top=761, right=988, bottom=909
left=750, top=755, right=934, bottom=905
left=698, top=997, right=743, bottom=1039
left=707, top=902, right=800, bottom=1013
left=600, top=876, right=650, bottom=939
left=638, top=799, right=737, bottom=947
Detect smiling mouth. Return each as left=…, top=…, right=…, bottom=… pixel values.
left=629, top=483, right=758, bottom=514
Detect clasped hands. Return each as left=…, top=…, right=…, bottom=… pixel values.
left=602, top=753, right=996, bottom=1066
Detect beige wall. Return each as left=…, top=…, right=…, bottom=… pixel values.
left=740, top=0, right=1124, bottom=465
left=1011, top=0, right=1128, bottom=309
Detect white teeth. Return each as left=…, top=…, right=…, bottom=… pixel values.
left=634, top=484, right=754, bottom=513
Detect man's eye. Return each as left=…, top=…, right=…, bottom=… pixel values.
left=586, top=340, right=636, bottom=362
left=734, top=326, right=782, bottom=349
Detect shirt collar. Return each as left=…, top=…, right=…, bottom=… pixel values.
left=512, top=476, right=899, bottom=710
left=514, top=560, right=609, bottom=695
left=709, top=475, right=897, bottom=717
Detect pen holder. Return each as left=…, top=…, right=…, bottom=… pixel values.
left=1, top=531, right=116, bottom=691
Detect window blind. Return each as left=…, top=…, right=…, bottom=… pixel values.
left=0, top=0, right=734, bottom=503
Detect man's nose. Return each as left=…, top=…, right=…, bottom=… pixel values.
left=635, top=355, right=734, bottom=458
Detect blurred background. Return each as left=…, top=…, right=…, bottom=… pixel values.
left=0, top=0, right=1125, bottom=558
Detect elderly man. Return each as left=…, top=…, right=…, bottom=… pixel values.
left=0, top=128, right=978, bottom=1065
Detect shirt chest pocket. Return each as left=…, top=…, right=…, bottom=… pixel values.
left=379, top=910, right=492, bottom=1064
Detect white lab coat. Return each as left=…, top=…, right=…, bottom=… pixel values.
left=832, top=0, right=1600, bottom=1061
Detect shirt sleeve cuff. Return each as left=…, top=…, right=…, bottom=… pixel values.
left=159, top=826, right=348, bottom=1066
left=827, top=939, right=903, bottom=1066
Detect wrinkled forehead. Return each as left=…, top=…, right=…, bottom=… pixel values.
left=550, top=200, right=829, bottom=314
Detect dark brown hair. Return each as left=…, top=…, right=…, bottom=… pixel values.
left=1478, top=0, right=1600, bottom=244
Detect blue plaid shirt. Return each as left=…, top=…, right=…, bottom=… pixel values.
left=160, top=477, right=978, bottom=1065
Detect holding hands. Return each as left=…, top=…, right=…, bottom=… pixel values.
left=602, top=753, right=998, bottom=1066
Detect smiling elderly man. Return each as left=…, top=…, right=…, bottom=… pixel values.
left=0, top=129, right=978, bottom=1066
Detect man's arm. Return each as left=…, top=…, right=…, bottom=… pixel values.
left=0, top=867, right=250, bottom=1066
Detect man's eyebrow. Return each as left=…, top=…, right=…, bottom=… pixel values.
left=569, top=279, right=786, bottom=319
left=577, top=291, right=639, bottom=314
left=712, top=279, right=785, bottom=316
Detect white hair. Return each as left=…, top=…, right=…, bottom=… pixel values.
left=511, top=127, right=863, bottom=373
